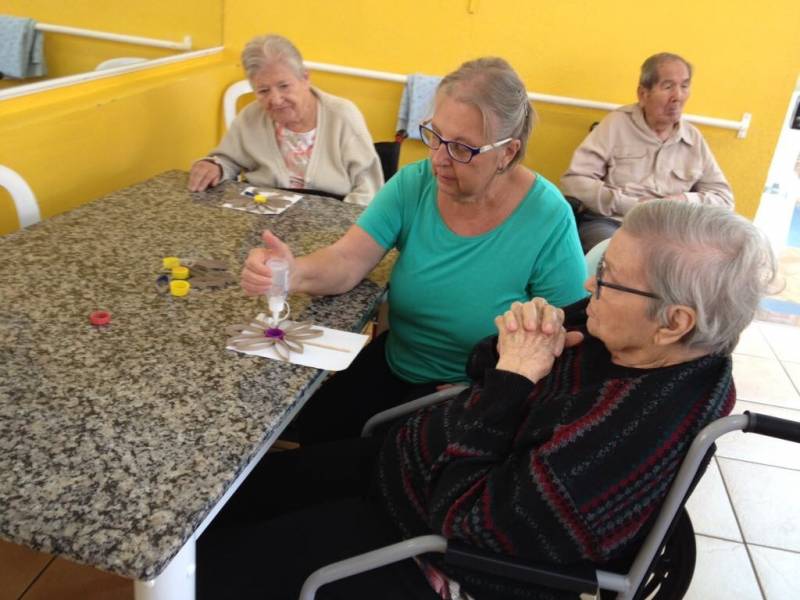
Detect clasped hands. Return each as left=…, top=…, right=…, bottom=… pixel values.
left=495, top=299, right=584, bottom=384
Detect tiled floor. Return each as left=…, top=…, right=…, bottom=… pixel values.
left=683, top=319, right=800, bottom=599
left=2, top=319, right=800, bottom=599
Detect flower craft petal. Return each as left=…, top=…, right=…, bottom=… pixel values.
left=226, top=318, right=324, bottom=361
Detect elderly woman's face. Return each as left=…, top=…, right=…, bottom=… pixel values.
left=428, top=94, right=515, bottom=204
left=252, top=62, right=314, bottom=130
left=584, top=230, right=662, bottom=360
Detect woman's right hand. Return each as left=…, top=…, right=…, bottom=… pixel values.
left=240, top=231, right=296, bottom=296
left=188, top=160, right=223, bottom=192
left=494, top=299, right=582, bottom=384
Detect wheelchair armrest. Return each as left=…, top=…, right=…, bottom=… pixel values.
left=444, top=541, right=598, bottom=594
left=744, top=411, right=800, bottom=443
left=361, top=385, right=468, bottom=437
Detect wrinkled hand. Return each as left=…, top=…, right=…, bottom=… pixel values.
left=240, top=231, right=296, bottom=296
left=188, top=160, right=223, bottom=192
left=495, top=298, right=583, bottom=383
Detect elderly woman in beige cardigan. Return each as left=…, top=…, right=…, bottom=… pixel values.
left=188, top=34, right=383, bottom=206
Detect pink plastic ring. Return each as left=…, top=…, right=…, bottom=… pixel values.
left=89, top=311, right=111, bottom=326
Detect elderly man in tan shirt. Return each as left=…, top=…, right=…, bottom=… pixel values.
left=561, top=52, right=733, bottom=252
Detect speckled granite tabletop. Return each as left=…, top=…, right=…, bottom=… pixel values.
left=0, top=171, right=393, bottom=580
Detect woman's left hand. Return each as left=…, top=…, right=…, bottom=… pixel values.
left=494, top=299, right=582, bottom=383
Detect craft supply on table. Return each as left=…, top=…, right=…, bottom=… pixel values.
left=226, top=314, right=369, bottom=371
left=156, top=257, right=237, bottom=295
left=89, top=310, right=111, bottom=326
left=220, top=186, right=302, bottom=215
left=266, top=257, right=290, bottom=325
left=170, top=280, right=191, bottom=297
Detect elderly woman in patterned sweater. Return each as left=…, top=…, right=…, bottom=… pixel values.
left=188, top=34, right=383, bottom=205
left=198, top=200, right=776, bottom=600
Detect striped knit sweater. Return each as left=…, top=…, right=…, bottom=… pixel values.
left=376, top=311, right=735, bottom=599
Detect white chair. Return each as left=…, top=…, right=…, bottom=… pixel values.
left=0, top=165, right=40, bottom=229
left=223, top=79, right=253, bottom=130
left=95, top=57, right=149, bottom=71
left=585, top=237, right=611, bottom=276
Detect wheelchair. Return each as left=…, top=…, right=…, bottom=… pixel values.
left=300, top=385, right=800, bottom=600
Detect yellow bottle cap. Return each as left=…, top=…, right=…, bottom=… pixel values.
left=171, top=266, right=190, bottom=280
left=253, top=194, right=267, bottom=204
left=162, top=256, right=181, bottom=269
left=170, top=280, right=191, bottom=297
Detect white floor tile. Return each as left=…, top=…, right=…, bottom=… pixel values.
left=684, top=535, right=762, bottom=600
left=733, top=354, right=800, bottom=409
left=779, top=361, right=800, bottom=396
left=716, top=401, right=800, bottom=470
left=719, top=458, right=800, bottom=552
left=686, top=459, right=742, bottom=541
left=736, top=323, right=776, bottom=359
left=749, top=544, right=800, bottom=600
left=759, top=321, right=800, bottom=363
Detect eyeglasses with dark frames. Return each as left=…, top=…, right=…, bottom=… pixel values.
left=595, top=253, right=661, bottom=300
left=418, top=121, right=512, bottom=164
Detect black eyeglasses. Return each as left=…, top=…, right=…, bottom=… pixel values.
left=595, top=254, right=660, bottom=300
left=418, top=121, right=512, bottom=164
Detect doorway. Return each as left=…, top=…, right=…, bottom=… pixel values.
left=754, top=82, right=800, bottom=324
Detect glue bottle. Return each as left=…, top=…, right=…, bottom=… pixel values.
left=266, top=257, right=290, bottom=324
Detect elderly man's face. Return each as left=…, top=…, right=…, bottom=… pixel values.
left=584, top=230, right=661, bottom=361
left=637, top=60, right=691, bottom=133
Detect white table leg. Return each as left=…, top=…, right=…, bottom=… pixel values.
left=134, top=535, right=196, bottom=600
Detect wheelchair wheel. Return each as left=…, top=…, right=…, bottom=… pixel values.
left=633, top=508, right=696, bottom=599
left=599, top=508, right=696, bottom=600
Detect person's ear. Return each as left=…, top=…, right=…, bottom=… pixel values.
left=499, top=139, right=521, bottom=171
left=653, top=304, right=696, bottom=346
left=637, top=85, right=647, bottom=106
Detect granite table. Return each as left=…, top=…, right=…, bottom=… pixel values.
left=0, top=171, right=393, bottom=599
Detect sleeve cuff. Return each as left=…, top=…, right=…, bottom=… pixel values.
left=194, top=156, right=231, bottom=181
left=483, top=368, right=536, bottom=401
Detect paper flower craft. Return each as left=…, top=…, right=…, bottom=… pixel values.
left=224, top=193, right=293, bottom=214
left=226, top=317, right=347, bottom=361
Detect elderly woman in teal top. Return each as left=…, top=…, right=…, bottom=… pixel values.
left=241, top=57, right=587, bottom=442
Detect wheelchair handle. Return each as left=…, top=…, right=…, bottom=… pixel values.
left=744, top=411, right=800, bottom=443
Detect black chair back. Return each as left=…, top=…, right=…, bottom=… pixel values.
left=374, top=141, right=402, bottom=182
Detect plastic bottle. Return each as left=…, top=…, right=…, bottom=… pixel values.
left=266, top=258, right=290, bottom=324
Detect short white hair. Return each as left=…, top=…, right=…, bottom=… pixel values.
left=241, top=34, right=305, bottom=80
left=622, top=200, right=777, bottom=355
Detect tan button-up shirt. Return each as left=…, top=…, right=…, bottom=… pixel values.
left=560, top=104, right=734, bottom=220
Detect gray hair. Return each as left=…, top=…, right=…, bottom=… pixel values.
left=622, top=200, right=777, bottom=355
left=241, top=34, right=305, bottom=80
left=437, top=57, right=534, bottom=169
left=639, top=53, right=693, bottom=89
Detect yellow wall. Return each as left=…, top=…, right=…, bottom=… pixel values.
left=1, top=0, right=222, bottom=80
left=0, top=53, right=240, bottom=233
left=224, top=0, right=800, bottom=219
left=1, top=0, right=797, bottom=233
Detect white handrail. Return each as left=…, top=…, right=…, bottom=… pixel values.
left=0, top=47, right=223, bottom=102
left=35, top=23, right=192, bottom=51
left=304, top=60, right=752, bottom=139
